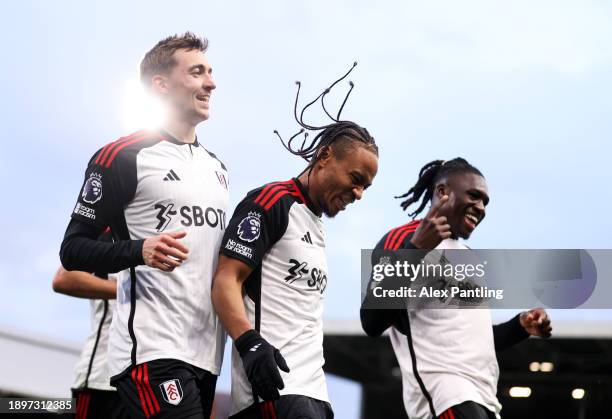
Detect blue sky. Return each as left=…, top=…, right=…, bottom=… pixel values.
left=1, top=1, right=611, bottom=416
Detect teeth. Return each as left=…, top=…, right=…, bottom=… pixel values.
left=466, top=214, right=478, bottom=224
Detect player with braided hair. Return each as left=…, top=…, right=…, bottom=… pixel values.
left=212, top=64, right=378, bottom=418
left=361, top=157, right=552, bottom=419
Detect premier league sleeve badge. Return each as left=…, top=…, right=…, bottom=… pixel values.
left=81, top=172, right=103, bottom=204
left=237, top=211, right=262, bottom=242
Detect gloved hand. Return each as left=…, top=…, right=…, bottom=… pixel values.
left=235, top=329, right=290, bottom=400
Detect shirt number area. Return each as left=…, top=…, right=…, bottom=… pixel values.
left=284, top=259, right=327, bottom=293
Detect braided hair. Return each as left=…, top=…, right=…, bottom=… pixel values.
left=396, top=158, right=483, bottom=218
left=274, top=62, right=378, bottom=173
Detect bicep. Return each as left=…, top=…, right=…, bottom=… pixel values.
left=214, top=255, right=254, bottom=286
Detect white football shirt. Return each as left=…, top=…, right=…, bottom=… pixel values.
left=220, top=179, right=329, bottom=415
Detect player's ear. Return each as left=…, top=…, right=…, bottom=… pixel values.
left=150, top=74, right=169, bottom=94
left=434, top=183, right=449, bottom=200
left=315, top=145, right=333, bottom=167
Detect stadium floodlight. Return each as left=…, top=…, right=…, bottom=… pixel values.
left=540, top=362, right=554, bottom=372
left=572, top=388, right=585, bottom=399
left=122, top=78, right=166, bottom=132
left=509, top=387, right=532, bottom=398
left=529, top=362, right=540, bottom=372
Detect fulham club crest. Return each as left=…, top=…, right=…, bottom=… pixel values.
left=159, top=379, right=183, bottom=406
left=216, top=171, right=228, bottom=190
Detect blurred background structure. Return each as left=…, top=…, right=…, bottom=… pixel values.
left=2, top=322, right=611, bottom=418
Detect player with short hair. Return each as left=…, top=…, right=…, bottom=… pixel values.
left=212, top=64, right=378, bottom=418
left=361, top=158, right=552, bottom=419
left=60, top=32, right=227, bottom=419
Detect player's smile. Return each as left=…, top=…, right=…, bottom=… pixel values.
left=463, top=208, right=481, bottom=232
left=195, top=93, right=210, bottom=107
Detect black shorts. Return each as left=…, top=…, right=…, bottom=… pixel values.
left=437, top=401, right=496, bottom=419
left=230, top=395, right=334, bottom=419
left=111, top=358, right=217, bottom=419
left=71, top=388, right=130, bottom=419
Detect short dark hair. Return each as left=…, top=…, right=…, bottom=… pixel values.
left=140, top=32, right=208, bottom=86
left=396, top=158, right=483, bottom=218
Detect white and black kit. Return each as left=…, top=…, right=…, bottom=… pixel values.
left=220, top=179, right=333, bottom=419
left=61, top=129, right=229, bottom=419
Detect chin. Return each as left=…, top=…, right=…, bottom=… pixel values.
left=458, top=230, right=473, bottom=240
left=196, top=111, right=209, bottom=122
left=322, top=206, right=339, bottom=218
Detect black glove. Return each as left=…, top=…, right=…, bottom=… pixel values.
left=235, top=329, right=290, bottom=401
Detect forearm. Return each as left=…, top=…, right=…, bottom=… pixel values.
left=60, top=219, right=144, bottom=273
left=360, top=307, right=402, bottom=337
left=493, top=313, right=529, bottom=351
left=212, top=273, right=253, bottom=340
left=52, top=268, right=117, bottom=299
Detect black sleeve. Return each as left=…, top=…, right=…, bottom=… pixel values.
left=60, top=147, right=140, bottom=272
left=219, top=190, right=289, bottom=268
left=70, top=148, right=134, bottom=229
left=493, top=313, right=530, bottom=351
left=60, top=219, right=144, bottom=273
left=360, top=235, right=422, bottom=337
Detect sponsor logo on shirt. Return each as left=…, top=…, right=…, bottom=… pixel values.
left=154, top=203, right=226, bottom=232
left=159, top=379, right=183, bottom=406
left=285, top=259, right=328, bottom=293
left=81, top=172, right=103, bottom=204
left=225, top=238, right=253, bottom=259
left=155, top=203, right=177, bottom=231
left=237, top=212, right=262, bottom=242
left=73, top=202, right=96, bottom=220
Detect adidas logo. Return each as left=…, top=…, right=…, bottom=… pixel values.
left=301, top=231, right=313, bottom=244
left=163, top=169, right=181, bottom=181
left=249, top=343, right=262, bottom=352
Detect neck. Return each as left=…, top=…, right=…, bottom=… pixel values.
left=297, top=169, right=322, bottom=216
left=163, top=113, right=198, bottom=144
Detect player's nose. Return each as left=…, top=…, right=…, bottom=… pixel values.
left=204, top=75, right=216, bottom=91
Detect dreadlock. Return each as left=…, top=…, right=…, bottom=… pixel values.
left=274, top=62, right=378, bottom=173
left=396, top=158, right=483, bottom=218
